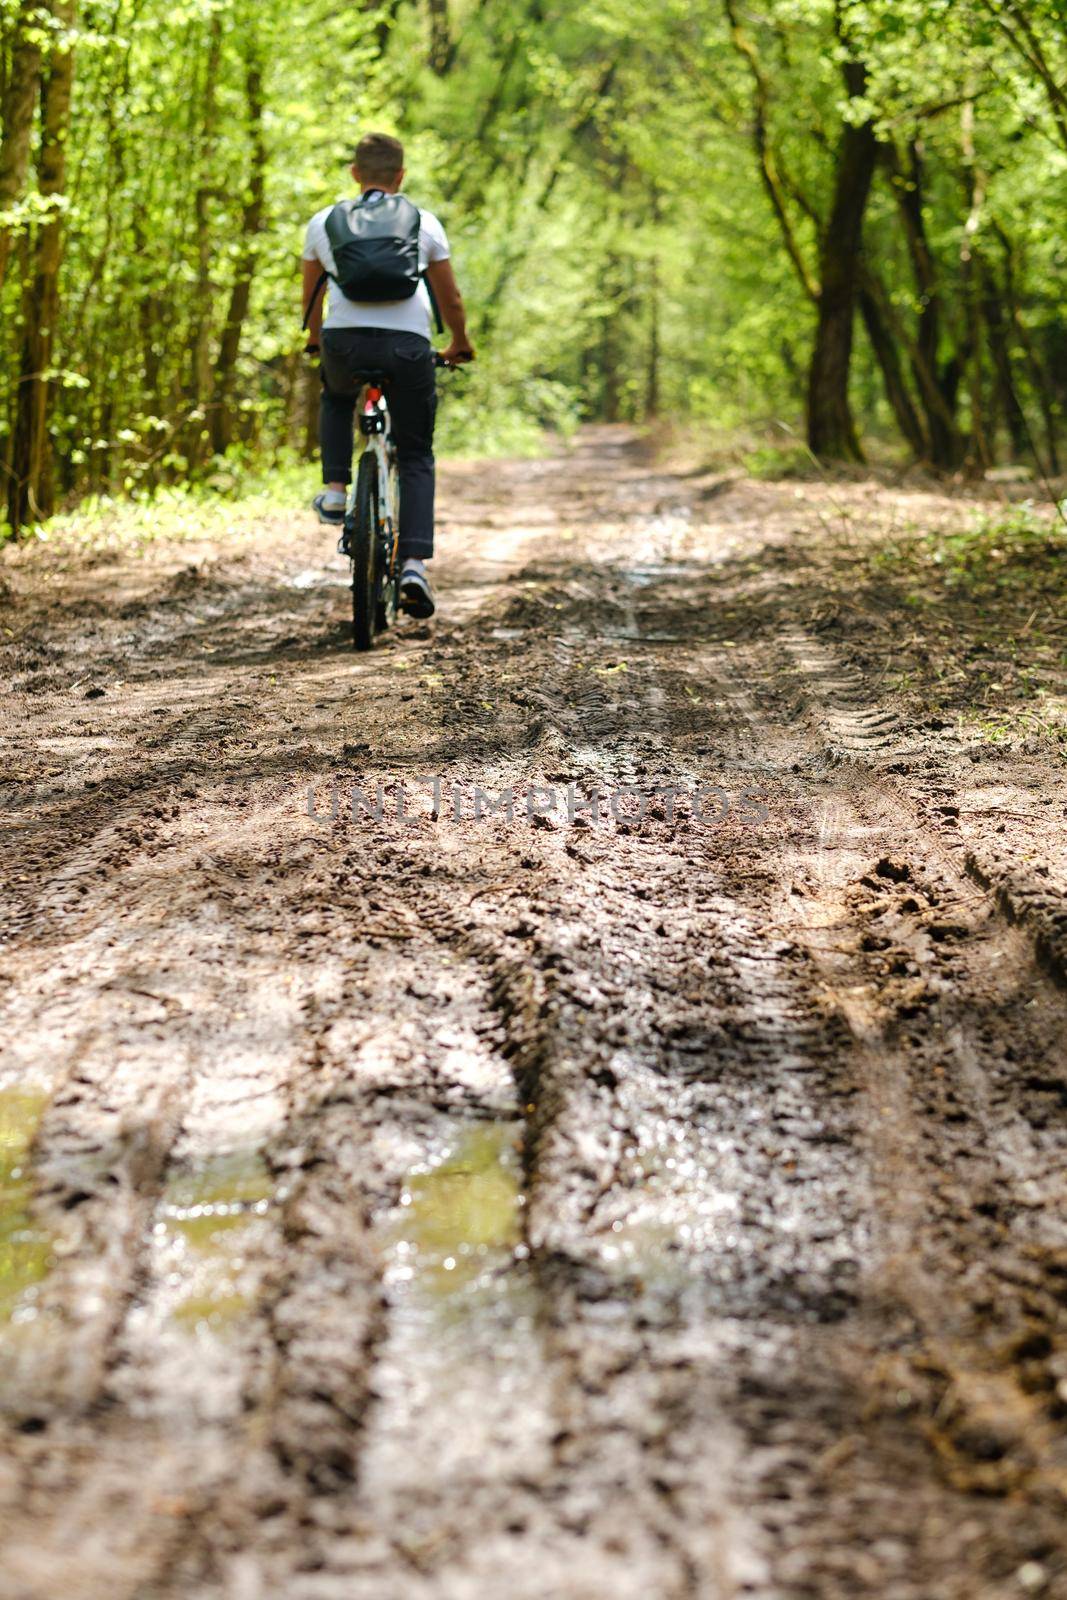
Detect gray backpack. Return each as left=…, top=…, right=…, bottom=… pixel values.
left=304, top=191, right=442, bottom=330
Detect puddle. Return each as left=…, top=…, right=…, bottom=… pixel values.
left=583, top=1103, right=750, bottom=1290
left=0, top=1087, right=53, bottom=1324
left=156, top=1151, right=274, bottom=1332
left=359, top=1121, right=544, bottom=1493
left=383, top=1122, right=524, bottom=1300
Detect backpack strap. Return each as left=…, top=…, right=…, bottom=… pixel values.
left=303, top=200, right=351, bottom=330
left=302, top=269, right=329, bottom=331
left=423, top=270, right=445, bottom=336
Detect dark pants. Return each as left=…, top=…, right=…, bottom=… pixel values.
left=320, top=327, right=437, bottom=560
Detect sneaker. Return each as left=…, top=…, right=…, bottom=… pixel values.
left=399, top=558, right=435, bottom=619
left=313, top=491, right=346, bottom=527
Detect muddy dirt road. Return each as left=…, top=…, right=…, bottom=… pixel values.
left=2, top=430, right=1067, bottom=1598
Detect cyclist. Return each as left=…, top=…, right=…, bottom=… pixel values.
left=302, top=132, right=474, bottom=619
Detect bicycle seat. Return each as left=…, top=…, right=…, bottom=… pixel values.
left=351, top=369, right=388, bottom=387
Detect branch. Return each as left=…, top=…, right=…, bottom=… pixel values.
left=883, top=86, right=991, bottom=129
left=479, top=64, right=616, bottom=335
left=977, top=0, right=1067, bottom=153
left=722, top=0, right=820, bottom=302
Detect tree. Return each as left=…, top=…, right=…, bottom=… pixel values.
left=7, top=0, right=75, bottom=529
left=806, top=37, right=877, bottom=461
left=1, top=0, right=1064, bottom=537
left=0, top=0, right=46, bottom=297
left=210, top=28, right=267, bottom=455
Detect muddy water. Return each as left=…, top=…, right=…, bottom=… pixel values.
left=158, top=1152, right=274, bottom=1330
left=382, top=1122, right=523, bottom=1292
left=1, top=431, right=1066, bottom=1598
left=0, top=1088, right=52, bottom=1325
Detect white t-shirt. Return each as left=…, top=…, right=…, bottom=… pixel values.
left=303, top=194, right=450, bottom=339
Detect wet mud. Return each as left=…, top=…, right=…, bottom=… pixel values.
left=1, top=430, right=1066, bottom=1598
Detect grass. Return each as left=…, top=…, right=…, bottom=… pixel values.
left=1, top=397, right=562, bottom=559
left=863, top=503, right=1067, bottom=754
left=871, top=501, right=1067, bottom=602
left=2, top=453, right=313, bottom=561
left=739, top=442, right=820, bottom=480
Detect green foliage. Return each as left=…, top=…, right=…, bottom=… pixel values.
left=0, top=0, right=1065, bottom=529
left=740, top=443, right=818, bottom=479
left=855, top=497, right=1067, bottom=752
left=10, top=454, right=315, bottom=555
left=899, top=503, right=1067, bottom=602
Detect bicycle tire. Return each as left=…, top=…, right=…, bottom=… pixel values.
left=351, top=452, right=378, bottom=651
left=375, top=459, right=401, bottom=632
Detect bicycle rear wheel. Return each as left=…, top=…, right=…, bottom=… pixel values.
left=350, top=452, right=378, bottom=651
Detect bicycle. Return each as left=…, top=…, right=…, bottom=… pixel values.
left=341, top=353, right=462, bottom=651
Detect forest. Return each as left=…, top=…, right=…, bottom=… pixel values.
left=0, top=0, right=1065, bottom=537
left=5, top=1, right=1067, bottom=1593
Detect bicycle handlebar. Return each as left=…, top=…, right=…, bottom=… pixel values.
left=303, top=346, right=470, bottom=371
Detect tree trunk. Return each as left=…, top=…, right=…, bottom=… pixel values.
left=187, top=13, right=222, bottom=467
left=960, top=98, right=990, bottom=472
left=426, top=0, right=452, bottom=73
left=723, top=0, right=819, bottom=304
left=806, top=60, right=876, bottom=461
left=887, top=141, right=965, bottom=468
left=209, top=43, right=266, bottom=456
left=645, top=188, right=661, bottom=419
left=7, top=0, right=75, bottom=533
left=599, top=251, right=622, bottom=421
left=302, top=362, right=318, bottom=460
left=1022, top=335, right=1060, bottom=477
left=0, top=0, right=46, bottom=297
left=646, top=256, right=660, bottom=420
left=858, top=274, right=927, bottom=458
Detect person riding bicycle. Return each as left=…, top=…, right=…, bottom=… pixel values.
left=302, top=132, right=474, bottom=619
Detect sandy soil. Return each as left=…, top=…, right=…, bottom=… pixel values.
left=1, top=429, right=1066, bottom=1599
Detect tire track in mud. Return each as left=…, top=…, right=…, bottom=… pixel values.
left=140, top=890, right=532, bottom=1596
left=360, top=499, right=1067, bottom=1597
left=671, top=617, right=1067, bottom=1592
left=0, top=863, right=316, bottom=1598
left=0, top=669, right=423, bottom=1597
left=276, top=547, right=858, bottom=1599
left=728, top=778, right=1067, bottom=1592
left=2, top=431, right=1067, bottom=1599
left=152, top=520, right=813, bottom=1597
left=769, top=624, right=1067, bottom=983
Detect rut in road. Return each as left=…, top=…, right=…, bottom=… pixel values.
left=1, top=430, right=1066, bottom=1599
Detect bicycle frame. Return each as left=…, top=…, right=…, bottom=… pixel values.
left=343, top=354, right=459, bottom=647
left=352, top=382, right=399, bottom=575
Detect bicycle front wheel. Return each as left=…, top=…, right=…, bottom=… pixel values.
left=351, top=452, right=378, bottom=652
